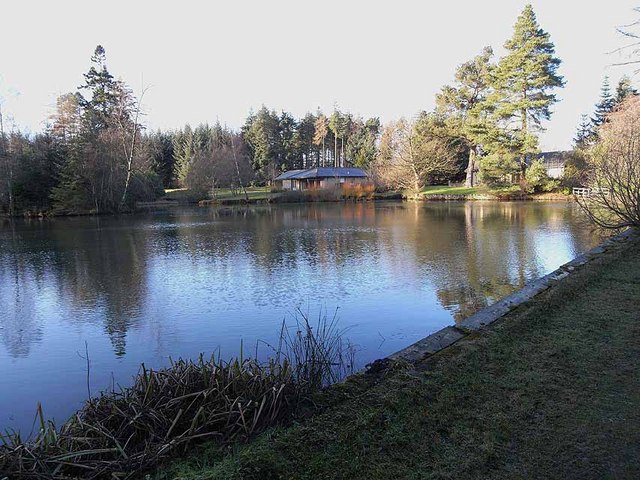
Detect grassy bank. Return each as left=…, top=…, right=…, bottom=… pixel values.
left=157, top=186, right=569, bottom=208
left=163, top=187, right=274, bottom=203
left=158, top=231, right=640, bottom=479
left=420, top=184, right=569, bottom=199
left=421, top=185, right=485, bottom=195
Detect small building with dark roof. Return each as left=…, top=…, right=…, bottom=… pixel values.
left=539, top=151, right=570, bottom=179
left=274, top=167, right=369, bottom=191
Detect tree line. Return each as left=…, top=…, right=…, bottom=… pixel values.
left=0, top=44, right=383, bottom=214
left=1, top=3, right=634, bottom=215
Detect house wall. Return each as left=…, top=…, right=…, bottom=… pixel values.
left=547, top=166, right=564, bottom=179
left=318, top=177, right=367, bottom=189
left=319, top=178, right=340, bottom=189
left=279, top=176, right=369, bottom=191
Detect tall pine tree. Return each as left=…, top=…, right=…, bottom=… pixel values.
left=436, top=46, right=494, bottom=187
left=79, top=45, right=118, bottom=131
left=591, top=77, right=615, bottom=128
left=488, top=4, right=564, bottom=175
left=313, top=114, right=329, bottom=167
left=573, top=114, right=593, bottom=150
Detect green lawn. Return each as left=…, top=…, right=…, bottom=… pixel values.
left=155, top=232, right=640, bottom=479
left=162, top=187, right=273, bottom=202
left=421, top=185, right=524, bottom=196
left=163, top=188, right=197, bottom=202
left=421, top=185, right=481, bottom=195
left=212, top=187, right=273, bottom=201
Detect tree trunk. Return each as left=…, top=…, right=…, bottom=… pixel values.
left=334, top=135, right=338, bottom=168
left=521, top=105, right=528, bottom=179
left=464, top=148, right=477, bottom=188
left=6, top=171, right=14, bottom=216
left=231, top=136, right=249, bottom=202
left=120, top=86, right=147, bottom=210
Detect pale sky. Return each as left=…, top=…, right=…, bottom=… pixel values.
left=1, top=0, right=638, bottom=151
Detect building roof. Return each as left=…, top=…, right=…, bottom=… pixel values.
left=274, top=167, right=368, bottom=181
left=274, top=169, right=305, bottom=180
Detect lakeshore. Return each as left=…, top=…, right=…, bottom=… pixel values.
left=148, top=186, right=572, bottom=209
left=156, top=229, right=640, bottom=479
left=0, top=186, right=575, bottom=218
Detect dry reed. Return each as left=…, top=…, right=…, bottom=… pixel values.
left=0, top=310, right=354, bottom=479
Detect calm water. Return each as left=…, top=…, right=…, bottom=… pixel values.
left=0, top=201, right=598, bottom=434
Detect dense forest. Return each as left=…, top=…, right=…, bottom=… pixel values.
left=0, top=4, right=636, bottom=215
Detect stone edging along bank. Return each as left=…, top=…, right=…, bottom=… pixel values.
left=388, top=228, right=637, bottom=364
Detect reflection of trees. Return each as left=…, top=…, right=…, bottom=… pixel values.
left=0, top=265, right=43, bottom=357
left=161, top=204, right=384, bottom=309
left=0, top=216, right=151, bottom=357
left=166, top=204, right=379, bottom=269
left=167, top=202, right=598, bottom=322
left=420, top=202, right=597, bottom=322
left=0, top=201, right=600, bottom=360
left=339, top=201, right=598, bottom=322
left=50, top=217, right=150, bottom=356
left=0, top=220, right=44, bottom=357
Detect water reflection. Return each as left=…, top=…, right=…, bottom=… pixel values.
left=0, top=201, right=598, bottom=433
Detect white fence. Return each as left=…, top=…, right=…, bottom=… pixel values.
left=572, top=187, right=610, bottom=197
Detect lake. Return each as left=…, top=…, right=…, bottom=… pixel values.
left=0, top=201, right=599, bottom=434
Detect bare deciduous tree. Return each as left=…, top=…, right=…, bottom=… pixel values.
left=371, top=117, right=461, bottom=195
left=612, top=7, right=640, bottom=70
left=113, top=81, right=148, bottom=208
left=577, top=96, right=640, bottom=229
left=184, top=136, right=254, bottom=198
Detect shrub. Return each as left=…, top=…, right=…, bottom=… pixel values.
left=341, top=182, right=375, bottom=200
left=479, top=153, right=520, bottom=187
left=560, top=151, right=588, bottom=189
left=524, top=159, right=559, bottom=193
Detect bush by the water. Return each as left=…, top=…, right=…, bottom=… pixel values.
left=272, top=183, right=375, bottom=204
left=0, top=311, right=354, bottom=479
left=341, top=182, right=375, bottom=200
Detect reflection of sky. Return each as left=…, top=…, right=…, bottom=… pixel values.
left=531, top=228, right=576, bottom=273
left=0, top=202, right=600, bottom=434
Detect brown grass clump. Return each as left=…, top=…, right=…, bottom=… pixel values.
left=0, top=310, right=354, bottom=479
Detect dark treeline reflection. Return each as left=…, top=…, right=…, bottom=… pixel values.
left=0, top=202, right=596, bottom=360
left=0, top=216, right=152, bottom=357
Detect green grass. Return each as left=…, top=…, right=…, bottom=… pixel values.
left=421, top=185, right=482, bottom=195
left=163, top=188, right=196, bottom=201
left=162, top=187, right=274, bottom=203
left=488, top=184, right=524, bottom=196
left=212, top=187, right=273, bottom=201
left=421, top=185, right=525, bottom=197
left=155, top=232, right=640, bottom=480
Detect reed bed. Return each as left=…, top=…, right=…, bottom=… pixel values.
left=0, top=310, right=354, bottom=479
